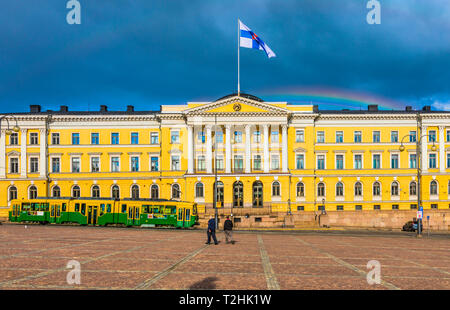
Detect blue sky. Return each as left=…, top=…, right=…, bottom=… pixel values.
left=1, top=0, right=449, bottom=112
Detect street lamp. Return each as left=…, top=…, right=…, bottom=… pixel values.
left=0, top=115, right=20, bottom=136
left=399, top=132, right=437, bottom=237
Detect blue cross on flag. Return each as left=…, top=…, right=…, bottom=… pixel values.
left=239, top=20, right=276, bottom=58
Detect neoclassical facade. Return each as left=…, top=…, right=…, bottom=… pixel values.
left=0, top=93, right=449, bottom=217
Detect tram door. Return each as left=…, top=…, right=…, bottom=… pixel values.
left=11, top=204, right=19, bottom=221
left=178, top=208, right=185, bottom=227
left=87, top=206, right=98, bottom=225
left=50, top=205, right=56, bottom=223
left=127, top=205, right=140, bottom=226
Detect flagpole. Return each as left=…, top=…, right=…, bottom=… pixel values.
left=237, top=18, right=240, bottom=96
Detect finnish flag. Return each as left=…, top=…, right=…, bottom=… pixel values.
left=239, top=20, right=276, bottom=58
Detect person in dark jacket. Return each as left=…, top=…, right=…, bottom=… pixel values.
left=223, top=216, right=233, bottom=244
left=206, top=216, right=218, bottom=245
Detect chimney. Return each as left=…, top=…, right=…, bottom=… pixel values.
left=30, top=105, right=41, bottom=113
left=313, top=105, right=319, bottom=113
left=127, top=105, right=134, bottom=112
left=368, top=104, right=378, bottom=112
left=100, top=105, right=108, bottom=112
left=405, top=106, right=412, bottom=112
left=60, top=105, right=68, bottom=112
left=422, top=105, right=431, bottom=112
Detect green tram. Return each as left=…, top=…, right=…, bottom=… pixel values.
left=9, top=197, right=198, bottom=228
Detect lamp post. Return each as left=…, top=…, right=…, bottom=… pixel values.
left=399, top=132, right=437, bottom=237
left=213, top=114, right=219, bottom=230
left=0, top=115, right=20, bottom=136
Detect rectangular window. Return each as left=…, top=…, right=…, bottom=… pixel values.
left=296, top=130, right=304, bottom=142
left=374, top=205, right=381, bottom=210
left=447, top=130, right=450, bottom=142
left=337, top=205, right=344, bottom=211
left=431, top=204, right=438, bottom=209
left=336, top=154, right=344, bottom=169
left=253, top=131, right=261, bottom=143
left=197, top=131, right=205, bottom=143
left=91, top=157, right=100, bottom=172
left=391, top=131, right=398, bottom=143
left=10, top=132, right=18, bottom=145
left=253, top=155, right=262, bottom=170
left=429, top=154, right=437, bottom=168
left=391, top=154, right=399, bottom=169
left=30, top=132, right=38, bottom=145
left=234, top=155, right=243, bottom=171
left=271, top=155, right=279, bottom=170
left=91, top=133, right=99, bottom=145
left=447, top=153, right=450, bottom=168
left=71, top=157, right=80, bottom=173
left=373, top=154, right=381, bottom=169
left=271, top=131, right=279, bottom=143
left=410, top=204, right=417, bottom=210
left=336, top=131, right=343, bottom=143
left=150, top=132, right=159, bottom=144
left=131, top=156, right=139, bottom=171
left=317, top=155, right=325, bottom=170
left=171, top=156, right=180, bottom=171
left=150, top=157, right=159, bottom=171
left=215, top=131, right=223, bottom=143
left=428, top=130, right=436, bottom=142
left=30, top=157, right=39, bottom=173
left=131, top=132, right=139, bottom=144
left=111, top=133, right=119, bottom=145
left=72, top=133, right=80, bottom=145
left=373, top=131, right=380, bottom=143
left=317, top=131, right=325, bottom=143
left=392, top=204, right=399, bottom=210
left=410, top=154, right=417, bottom=168
left=111, top=157, right=120, bottom=172
left=296, top=154, right=304, bottom=169
left=216, top=156, right=224, bottom=170
left=409, top=131, right=417, bottom=142
left=354, top=131, right=362, bottom=143
left=234, top=131, right=242, bottom=143
left=354, top=154, right=362, bottom=169
left=197, top=156, right=206, bottom=171
left=10, top=158, right=19, bottom=173
left=51, top=157, right=60, bottom=173
left=355, top=205, right=362, bottom=211
left=297, top=206, right=304, bottom=211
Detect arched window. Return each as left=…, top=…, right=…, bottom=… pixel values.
left=131, top=184, right=140, bottom=199
left=111, top=185, right=120, bottom=199
left=272, top=181, right=280, bottom=197
left=296, top=182, right=305, bottom=197
left=336, top=182, right=344, bottom=197
left=92, top=185, right=100, bottom=198
left=354, top=182, right=363, bottom=196
left=317, top=182, right=325, bottom=197
left=29, top=185, right=38, bottom=199
left=409, top=181, right=417, bottom=196
left=9, top=186, right=17, bottom=201
left=391, top=181, right=399, bottom=196
left=430, top=180, right=438, bottom=195
left=373, top=182, right=381, bottom=196
left=72, top=185, right=80, bottom=198
left=172, top=184, right=181, bottom=199
left=253, top=181, right=263, bottom=207
left=233, top=181, right=243, bottom=208
left=151, top=184, right=159, bottom=199
left=214, top=182, right=224, bottom=205
left=52, top=186, right=61, bottom=198
left=195, top=182, right=204, bottom=198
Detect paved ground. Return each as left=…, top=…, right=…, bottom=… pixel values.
left=0, top=223, right=449, bottom=290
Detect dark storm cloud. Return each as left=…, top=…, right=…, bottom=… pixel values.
left=0, top=0, right=449, bottom=112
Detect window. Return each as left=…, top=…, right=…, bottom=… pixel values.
left=409, top=131, right=417, bottom=142
left=214, top=181, right=224, bottom=205
left=9, top=158, right=19, bottom=174
left=392, top=204, right=399, bottom=210
left=272, top=181, right=281, bottom=197
left=234, top=155, right=243, bottom=171
left=410, top=204, right=417, bottom=210
left=410, top=154, right=417, bottom=168
left=51, top=157, right=60, bottom=173
left=317, top=155, right=325, bottom=170
left=373, top=154, right=381, bottom=169
left=91, top=157, right=100, bottom=172
left=296, top=182, right=304, bottom=197
left=171, top=131, right=180, bottom=144
left=216, top=156, right=224, bottom=170
left=271, top=155, right=279, bottom=170
left=150, top=157, right=159, bottom=171
left=391, top=154, right=399, bottom=169
left=354, top=131, right=362, bottom=143
left=151, top=184, right=159, bottom=199
left=336, top=182, right=344, bottom=197
left=71, top=157, right=80, bottom=173
left=296, top=154, right=304, bottom=169
left=355, top=205, right=362, bottom=211
left=430, top=180, right=438, bottom=195
left=391, top=182, right=399, bottom=196
left=197, top=131, right=205, bottom=143
left=253, top=155, right=262, bottom=170
left=29, top=185, right=37, bottom=199
left=111, top=157, right=120, bottom=172
left=131, top=156, right=139, bottom=172
left=111, top=133, right=119, bottom=145
left=428, top=130, right=436, bottom=142
left=131, top=185, right=140, bottom=199
left=234, top=131, right=242, bottom=143
left=391, top=131, right=398, bottom=143
left=373, top=182, right=381, bottom=196
left=336, top=131, right=343, bottom=143
left=447, top=154, right=450, bottom=168
left=354, top=154, right=362, bottom=169
left=337, top=205, right=344, bottom=211
left=131, top=132, right=139, bottom=144
left=296, top=130, right=304, bottom=142
left=72, top=185, right=80, bottom=198
left=429, top=154, right=437, bottom=169
left=195, top=183, right=204, bottom=198
left=253, top=131, right=261, bottom=143
left=112, top=185, right=120, bottom=199
left=9, top=186, right=17, bottom=201
left=354, top=182, right=363, bottom=196
left=233, top=181, right=244, bottom=208
left=72, top=133, right=80, bottom=145
left=252, top=181, right=263, bottom=207
left=197, top=156, right=206, bottom=171
left=317, top=182, right=325, bottom=197
left=431, top=204, right=438, bottom=209
left=92, top=185, right=100, bottom=198
left=171, top=156, right=180, bottom=171
left=30, top=132, right=38, bottom=145
left=317, top=131, right=325, bottom=143
left=172, top=184, right=181, bottom=199
left=374, top=205, right=381, bottom=210
left=150, top=132, right=159, bottom=144
left=447, top=130, right=450, bottom=142
left=410, top=181, right=417, bottom=196
left=30, top=157, right=39, bottom=173
left=297, top=206, right=304, bottom=211
left=215, top=130, right=223, bottom=143
left=271, top=131, right=279, bottom=143
left=373, top=131, right=380, bottom=143
left=91, top=133, right=99, bottom=145
left=10, top=132, right=18, bottom=145
left=336, top=155, right=344, bottom=169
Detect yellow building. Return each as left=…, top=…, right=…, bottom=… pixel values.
left=0, top=94, right=449, bottom=222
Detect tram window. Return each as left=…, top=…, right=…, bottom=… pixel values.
left=165, top=206, right=176, bottom=214
left=31, top=203, right=36, bottom=211
left=128, top=207, right=133, bottom=218
left=136, top=207, right=140, bottom=218
left=106, top=204, right=111, bottom=213
left=186, top=209, right=190, bottom=221
left=178, top=208, right=183, bottom=221
left=62, top=203, right=66, bottom=212
left=22, top=203, right=30, bottom=211
left=81, top=205, right=86, bottom=215
left=75, top=203, right=80, bottom=212
left=121, top=204, right=127, bottom=213
left=152, top=207, right=161, bottom=214
left=44, top=203, right=49, bottom=211
left=142, top=205, right=149, bottom=214
left=100, top=204, right=105, bottom=213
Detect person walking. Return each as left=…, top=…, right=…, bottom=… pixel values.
left=206, top=216, right=218, bottom=245
left=223, top=216, right=233, bottom=244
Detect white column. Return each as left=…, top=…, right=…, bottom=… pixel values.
left=263, top=124, right=270, bottom=172
left=187, top=125, right=194, bottom=174
left=282, top=125, right=288, bottom=173
left=39, top=128, right=46, bottom=178
left=245, top=125, right=251, bottom=173
left=0, top=130, right=6, bottom=178
left=421, top=126, right=428, bottom=172
left=225, top=125, right=231, bottom=173
left=439, top=126, right=445, bottom=172
left=206, top=125, right=212, bottom=174
left=20, top=129, right=27, bottom=178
